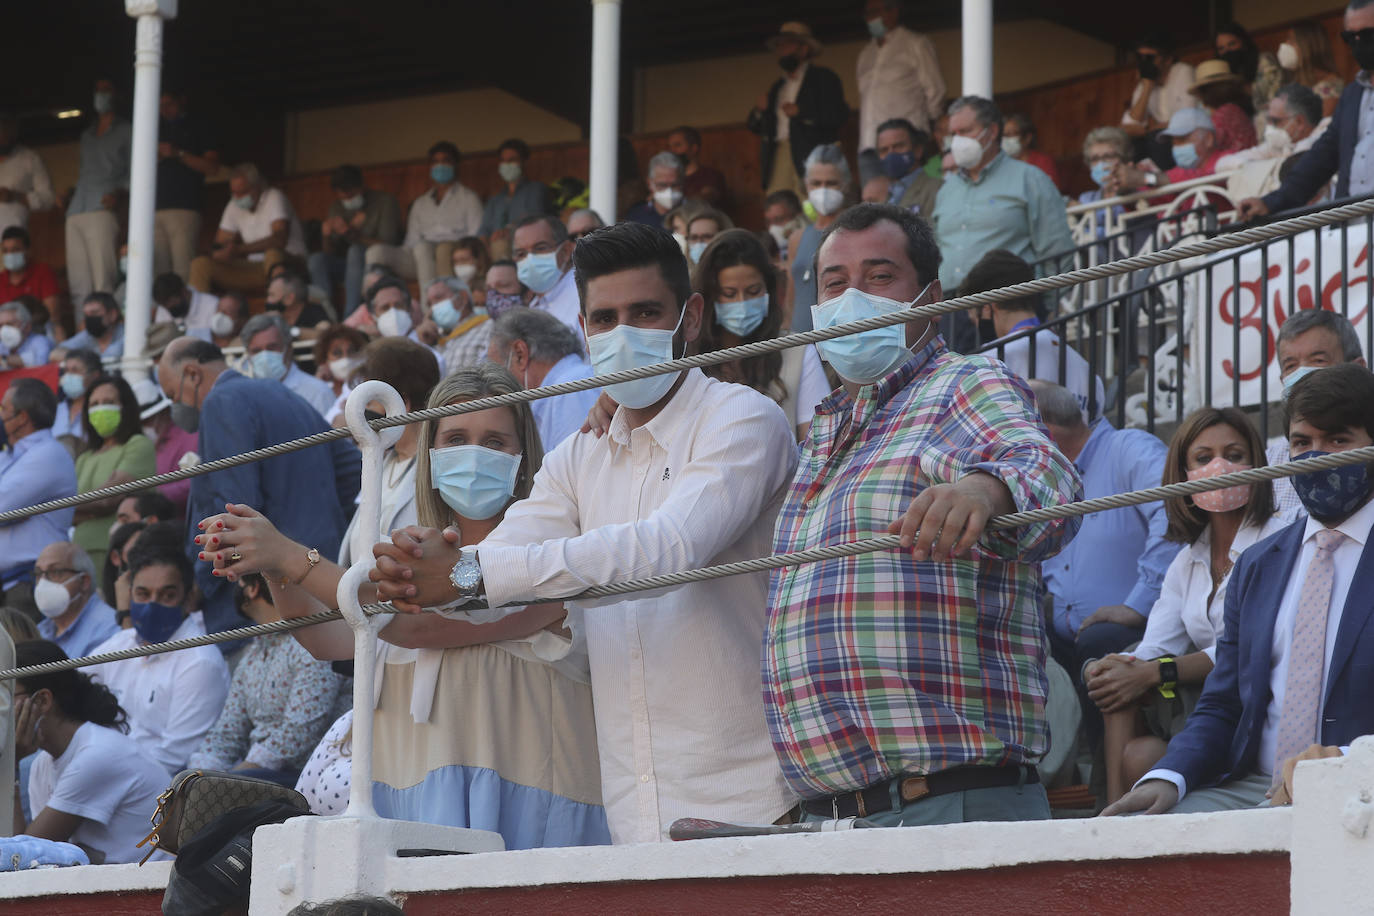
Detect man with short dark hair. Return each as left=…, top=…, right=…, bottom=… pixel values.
left=115, top=491, right=177, bottom=528
left=932, top=96, right=1072, bottom=291
left=156, top=90, right=220, bottom=283
left=1268, top=309, right=1367, bottom=515
left=1239, top=0, right=1374, bottom=221
left=0, top=381, right=76, bottom=610
left=308, top=164, right=402, bottom=316
left=1106, top=363, right=1374, bottom=815
left=512, top=214, right=580, bottom=333
left=53, top=348, right=102, bottom=443
left=158, top=337, right=361, bottom=636
left=0, top=298, right=52, bottom=368
left=89, top=542, right=230, bottom=774
left=874, top=117, right=941, bottom=216
left=366, top=141, right=482, bottom=294
left=487, top=306, right=599, bottom=449
left=0, top=226, right=60, bottom=320
left=666, top=126, right=727, bottom=205
left=240, top=312, right=336, bottom=417
left=765, top=202, right=1082, bottom=829
left=60, top=292, right=124, bottom=361
left=370, top=221, right=802, bottom=844
left=480, top=138, right=551, bottom=237
left=762, top=189, right=807, bottom=261
left=364, top=277, right=445, bottom=371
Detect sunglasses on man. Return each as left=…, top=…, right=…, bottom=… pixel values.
left=1342, top=27, right=1374, bottom=46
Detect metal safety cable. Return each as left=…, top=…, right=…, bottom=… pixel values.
left=2, top=195, right=1370, bottom=526
left=3, top=445, right=1368, bottom=681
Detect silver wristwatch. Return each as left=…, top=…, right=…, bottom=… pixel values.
left=448, top=548, right=483, bottom=600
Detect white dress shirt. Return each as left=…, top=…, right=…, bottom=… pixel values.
left=857, top=25, right=946, bottom=149
left=474, top=368, right=800, bottom=844
left=89, top=612, right=232, bottom=775
left=403, top=183, right=483, bottom=246
left=1143, top=495, right=1374, bottom=798
left=0, top=146, right=56, bottom=233
left=775, top=62, right=808, bottom=142
left=531, top=267, right=583, bottom=335
left=1132, top=513, right=1295, bottom=664
left=1123, top=61, right=1196, bottom=128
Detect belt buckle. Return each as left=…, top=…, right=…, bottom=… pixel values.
left=831, top=796, right=840, bottom=820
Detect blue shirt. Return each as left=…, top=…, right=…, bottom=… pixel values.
left=931, top=152, right=1074, bottom=290
left=0, top=332, right=53, bottom=367
left=1041, top=419, right=1180, bottom=639
left=188, top=370, right=362, bottom=635
left=530, top=353, right=600, bottom=453
left=38, top=592, right=119, bottom=660
left=53, top=401, right=86, bottom=442
left=0, top=429, right=76, bottom=581
left=68, top=118, right=133, bottom=217
left=63, top=322, right=125, bottom=361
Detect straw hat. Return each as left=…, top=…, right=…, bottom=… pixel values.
left=1190, top=59, right=1242, bottom=93
left=766, top=22, right=822, bottom=55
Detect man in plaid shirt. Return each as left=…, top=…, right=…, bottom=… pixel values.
left=765, top=203, right=1083, bottom=827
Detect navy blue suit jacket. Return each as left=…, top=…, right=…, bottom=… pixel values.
left=1262, top=81, right=1366, bottom=213
left=186, top=370, right=362, bottom=634
left=1157, top=514, right=1374, bottom=791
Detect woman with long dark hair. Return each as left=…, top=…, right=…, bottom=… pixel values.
left=11, top=640, right=170, bottom=864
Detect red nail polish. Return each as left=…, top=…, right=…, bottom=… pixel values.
left=217, top=522, right=224, bottom=529
left=197, top=522, right=205, bottom=530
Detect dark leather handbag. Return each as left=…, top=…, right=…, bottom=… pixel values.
left=137, top=769, right=308, bottom=863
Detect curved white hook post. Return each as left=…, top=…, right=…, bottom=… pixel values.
left=338, top=381, right=405, bottom=819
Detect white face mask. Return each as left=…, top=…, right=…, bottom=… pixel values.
left=584, top=306, right=686, bottom=409
left=375, top=307, right=413, bottom=338
left=808, top=186, right=845, bottom=216
left=1263, top=124, right=1293, bottom=153
left=767, top=224, right=789, bottom=250
left=210, top=312, right=235, bottom=338
left=453, top=263, right=478, bottom=282
left=1001, top=135, right=1023, bottom=158
left=653, top=187, right=683, bottom=210
left=951, top=131, right=988, bottom=170
left=1277, top=41, right=1300, bottom=71
left=34, top=576, right=78, bottom=619
left=0, top=324, right=21, bottom=350
left=328, top=354, right=361, bottom=382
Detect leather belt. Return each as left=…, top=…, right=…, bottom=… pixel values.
left=800, top=765, right=1040, bottom=820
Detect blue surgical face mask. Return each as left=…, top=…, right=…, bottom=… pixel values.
left=688, top=241, right=708, bottom=263
left=1282, top=365, right=1323, bottom=396
left=2, top=251, right=25, bottom=272
left=232, top=194, right=255, bottom=210
left=881, top=150, right=916, bottom=180
left=430, top=162, right=455, bottom=184
left=1291, top=450, right=1374, bottom=521
left=248, top=349, right=286, bottom=381
left=866, top=17, right=887, bottom=38
left=1172, top=142, right=1199, bottom=169
left=715, top=295, right=770, bottom=337
left=429, top=444, right=522, bottom=521
left=517, top=251, right=563, bottom=294
left=585, top=305, right=686, bottom=409
left=812, top=280, right=936, bottom=384
left=1090, top=162, right=1114, bottom=188
left=130, top=600, right=184, bottom=644
left=60, top=372, right=86, bottom=401
left=431, top=298, right=461, bottom=331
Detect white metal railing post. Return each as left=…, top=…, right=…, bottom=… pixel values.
left=336, top=381, right=404, bottom=819
left=120, top=0, right=177, bottom=384
left=589, top=0, right=622, bottom=225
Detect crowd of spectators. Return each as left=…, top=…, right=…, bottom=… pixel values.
left=2, top=0, right=1374, bottom=875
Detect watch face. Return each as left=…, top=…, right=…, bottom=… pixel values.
left=451, top=559, right=482, bottom=591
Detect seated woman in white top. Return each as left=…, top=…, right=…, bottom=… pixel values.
left=1085, top=407, right=1292, bottom=803
left=11, top=639, right=170, bottom=864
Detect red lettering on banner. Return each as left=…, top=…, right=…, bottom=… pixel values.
left=1219, top=263, right=1284, bottom=381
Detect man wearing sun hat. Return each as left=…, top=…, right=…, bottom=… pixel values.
left=746, top=22, right=850, bottom=195
left=131, top=374, right=198, bottom=518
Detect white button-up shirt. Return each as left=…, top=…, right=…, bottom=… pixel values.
left=477, top=368, right=800, bottom=843
left=856, top=25, right=946, bottom=149
left=0, top=146, right=56, bottom=234
left=89, top=612, right=231, bottom=775
left=531, top=267, right=584, bottom=336
left=403, top=183, right=483, bottom=246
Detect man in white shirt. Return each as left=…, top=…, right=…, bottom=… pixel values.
left=486, top=305, right=599, bottom=451
left=965, top=249, right=1104, bottom=420
left=1121, top=33, right=1196, bottom=143
left=1105, top=364, right=1374, bottom=815
left=189, top=162, right=306, bottom=295
left=1222, top=84, right=1328, bottom=200
left=512, top=214, right=582, bottom=334
left=365, top=141, right=482, bottom=296
left=239, top=312, right=336, bottom=418
left=371, top=222, right=800, bottom=844
left=0, top=115, right=56, bottom=235
left=89, top=542, right=230, bottom=776
left=857, top=0, right=945, bottom=152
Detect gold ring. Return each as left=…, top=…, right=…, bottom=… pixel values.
left=228, top=552, right=243, bottom=563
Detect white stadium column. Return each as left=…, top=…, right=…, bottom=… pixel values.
left=961, top=0, right=993, bottom=99
left=589, top=0, right=622, bottom=226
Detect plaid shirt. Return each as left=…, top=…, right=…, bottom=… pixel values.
left=764, top=339, right=1083, bottom=799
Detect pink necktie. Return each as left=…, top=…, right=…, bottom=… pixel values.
left=1272, top=528, right=1346, bottom=779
